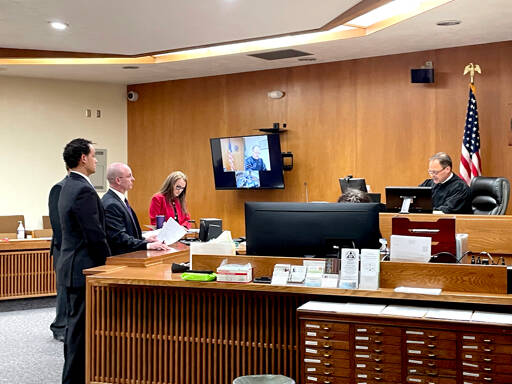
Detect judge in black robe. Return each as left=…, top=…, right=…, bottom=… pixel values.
left=419, top=152, right=473, bottom=214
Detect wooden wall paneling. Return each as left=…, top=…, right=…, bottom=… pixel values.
left=128, top=41, right=512, bottom=237
left=286, top=61, right=358, bottom=203
left=355, top=51, right=438, bottom=195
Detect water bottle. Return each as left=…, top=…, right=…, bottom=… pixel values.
left=17, top=221, right=25, bottom=239
left=379, top=238, right=390, bottom=261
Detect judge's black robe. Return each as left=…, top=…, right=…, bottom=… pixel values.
left=419, top=173, right=472, bottom=214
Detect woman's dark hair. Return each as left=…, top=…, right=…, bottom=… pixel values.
left=337, top=189, right=371, bottom=203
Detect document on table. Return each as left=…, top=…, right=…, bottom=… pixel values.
left=390, top=235, right=431, bottom=262
left=472, top=311, right=512, bottom=324
left=425, top=308, right=473, bottom=321
left=382, top=305, right=429, bottom=318
left=298, top=301, right=348, bottom=313
left=394, top=286, right=442, bottom=295
left=157, top=218, right=187, bottom=244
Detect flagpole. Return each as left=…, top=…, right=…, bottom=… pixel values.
left=460, top=63, right=483, bottom=185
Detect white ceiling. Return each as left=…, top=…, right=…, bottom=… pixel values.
left=0, top=0, right=511, bottom=85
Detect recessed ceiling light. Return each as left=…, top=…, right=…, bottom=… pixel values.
left=122, top=66, right=140, bottom=70
left=49, top=21, right=69, bottom=30
left=436, top=20, right=461, bottom=26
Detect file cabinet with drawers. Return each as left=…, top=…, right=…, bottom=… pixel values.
left=298, top=306, right=512, bottom=384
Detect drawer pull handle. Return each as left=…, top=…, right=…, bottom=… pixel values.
left=427, top=353, right=436, bottom=358
left=374, top=331, right=383, bottom=335
left=323, top=344, right=331, bottom=349
left=483, top=339, right=492, bottom=343
left=374, top=358, right=382, bottom=362
left=322, top=335, right=331, bottom=340
left=322, top=327, right=330, bottom=331
left=427, top=371, right=438, bottom=377
left=323, top=381, right=331, bottom=384
left=427, top=344, right=436, bottom=349
left=427, top=335, right=436, bottom=339
left=483, top=358, right=492, bottom=362
left=374, top=367, right=382, bottom=372
left=484, top=367, right=492, bottom=372
left=483, top=348, right=492, bottom=352
left=427, top=363, right=436, bottom=367
left=324, top=372, right=332, bottom=376
left=323, top=363, right=331, bottom=367
left=483, top=377, right=493, bottom=382
left=374, top=339, right=382, bottom=344
left=374, top=377, right=382, bottom=381
left=323, top=354, right=331, bottom=358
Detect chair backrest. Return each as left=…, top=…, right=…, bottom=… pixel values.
left=392, top=216, right=456, bottom=256
left=42, top=215, right=52, bottom=229
left=470, top=176, right=510, bottom=215
left=32, top=229, right=53, bottom=238
left=0, top=215, right=25, bottom=233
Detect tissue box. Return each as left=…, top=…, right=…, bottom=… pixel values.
left=216, top=263, right=253, bottom=283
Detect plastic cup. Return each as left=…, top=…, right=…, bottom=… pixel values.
left=156, top=215, right=165, bottom=229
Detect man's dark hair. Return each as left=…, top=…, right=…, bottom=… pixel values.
left=337, top=189, right=371, bottom=203
left=430, top=152, right=452, bottom=169
left=63, top=138, right=92, bottom=169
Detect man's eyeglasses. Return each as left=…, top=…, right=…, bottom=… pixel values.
left=428, top=167, right=447, bottom=176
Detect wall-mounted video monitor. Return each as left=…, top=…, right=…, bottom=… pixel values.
left=210, top=134, right=285, bottom=190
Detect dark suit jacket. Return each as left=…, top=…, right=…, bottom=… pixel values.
left=101, top=189, right=147, bottom=256
left=49, top=177, right=66, bottom=261
left=58, top=172, right=111, bottom=287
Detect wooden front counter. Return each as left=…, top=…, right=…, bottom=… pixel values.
left=85, top=254, right=512, bottom=384
left=380, top=213, right=512, bottom=255
left=0, top=238, right=54, bottom=300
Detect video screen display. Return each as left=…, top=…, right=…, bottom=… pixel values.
left=210, top=134, right=284, bottom=190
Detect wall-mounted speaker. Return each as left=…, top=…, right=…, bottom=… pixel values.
left=411, top=68, right=435, bottom=83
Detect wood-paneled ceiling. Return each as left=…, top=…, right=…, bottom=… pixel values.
left=0, top=0, right=510, bottom=84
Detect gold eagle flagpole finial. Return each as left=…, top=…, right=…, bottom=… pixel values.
left=463, top=63, right=482, bottom=84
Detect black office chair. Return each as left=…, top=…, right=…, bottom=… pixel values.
left=470, top=176, right=510, bottom=215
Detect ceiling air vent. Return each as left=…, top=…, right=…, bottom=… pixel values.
left=248, top=49, right=313, bottom=61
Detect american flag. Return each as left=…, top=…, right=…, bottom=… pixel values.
left=459, top=84, right=482, bottom=185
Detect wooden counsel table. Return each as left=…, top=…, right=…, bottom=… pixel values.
left=0, top=238, right=54, bottom=300
left=85, top=252, right=512, bottom=384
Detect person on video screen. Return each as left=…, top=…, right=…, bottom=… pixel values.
left=244, top=145, right=267, bottom=171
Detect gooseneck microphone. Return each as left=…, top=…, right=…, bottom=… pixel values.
left=304, top=182, right=309, bottom=202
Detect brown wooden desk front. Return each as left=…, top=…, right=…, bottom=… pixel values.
left=85, top=253, right=512, bottom=384
left=0, top=238, right=54, bottom=300
left=380, top=213, right=512, bottom=256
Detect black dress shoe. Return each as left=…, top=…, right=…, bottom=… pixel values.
left=53, top=333, right=65, bottom=342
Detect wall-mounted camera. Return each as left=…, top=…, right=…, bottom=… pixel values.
left=127, top=91, right=139, bottom=102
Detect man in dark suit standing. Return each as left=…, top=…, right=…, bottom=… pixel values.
left=58, top=138, right=111, bottom=384
left=102, top=162, right=168, bottom=255
left=48, top=170, right=68, bottom=342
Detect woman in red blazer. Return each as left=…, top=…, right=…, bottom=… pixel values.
left=149, top=171, right=191, bottom=229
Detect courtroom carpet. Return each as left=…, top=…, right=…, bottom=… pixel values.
left=0, top=297, right=63, bottom=384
